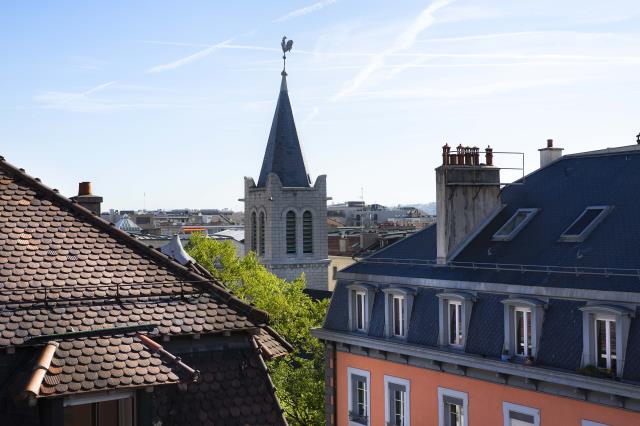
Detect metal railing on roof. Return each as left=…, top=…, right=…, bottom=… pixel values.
left=359, top=257, right=640, bottom=279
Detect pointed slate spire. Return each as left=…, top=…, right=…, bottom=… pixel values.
left=256, top=71, right=311, bottom=187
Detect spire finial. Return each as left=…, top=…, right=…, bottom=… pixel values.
left=281, top=36, right=293, bottom=76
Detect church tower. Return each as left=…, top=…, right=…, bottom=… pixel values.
left=243, top=41, right=329, bottom=290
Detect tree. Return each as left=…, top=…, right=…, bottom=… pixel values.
left=186, top=233, right=328, bottom=425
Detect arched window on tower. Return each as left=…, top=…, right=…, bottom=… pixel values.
left=259, top=211, right=266, bottom=256
left=286, top=211, right=297, bottom=254
left=251, top=212, right=257, bottom=252
left=303, top=211, right=313, bottom=254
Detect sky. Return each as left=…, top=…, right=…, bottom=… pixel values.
left=2, top=1, right=640, bottom=211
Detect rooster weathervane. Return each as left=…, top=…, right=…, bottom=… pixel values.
left=281, top=36, right=293, bottom=75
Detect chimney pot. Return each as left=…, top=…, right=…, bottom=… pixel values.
left=78, top=181, right=92, bottom=196
left=70, top=181, right=102, bottom=215
left=485, top=146, right=493, bottom=166
left=539, top=139, right=563, bottom=168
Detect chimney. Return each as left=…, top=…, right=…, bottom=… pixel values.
left=70, top=181, right=103, bottom=215
left=436, top=144, right=501, bottom=264
left=538, top=139, right=563, bottom=168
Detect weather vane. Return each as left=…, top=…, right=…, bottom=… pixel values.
left=281, top=36, right=293, bottom=75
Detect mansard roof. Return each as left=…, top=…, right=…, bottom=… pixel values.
left=256, top=73, right=311, bottom=188
left=344, top=145, right=640, bottom=293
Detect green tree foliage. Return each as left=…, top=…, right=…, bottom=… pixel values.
left=186, top=233, right=328, bottom=425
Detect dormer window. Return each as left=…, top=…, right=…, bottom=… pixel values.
left=559, top=206, right=612, bottom=242
left=437, top=292, right=475, bottom=349
left=580, top=305, right=633, bottom=377
left=502, top=297, right=547, bottom=360
left=492, top=208, right=538, bottom=241
left=383, top=288, right=415, bottom=339
left=347, top=284, right=375, bottom=333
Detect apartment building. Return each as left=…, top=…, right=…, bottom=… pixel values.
left=314, top=142, right=640, bottom=426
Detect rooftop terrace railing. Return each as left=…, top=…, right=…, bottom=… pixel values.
left=359, top=257, right=640, bottom=279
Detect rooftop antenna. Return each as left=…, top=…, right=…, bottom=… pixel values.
left=281, top=36, right=293, bottom=76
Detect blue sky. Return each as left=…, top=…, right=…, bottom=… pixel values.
left=2, top=1, right=640, bottom=211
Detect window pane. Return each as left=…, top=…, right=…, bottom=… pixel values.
left=357, top=380, right=367, bottom=415
left=286, top=211, right=296, bottom=254
left=497, top=211, right=529, bottom=235
left=446, top=402, right=463, bottom=426
left=356, top=293, right=364, bottom=330
left=394, top=297, right=401, bottom=335
left=596, top=319, right=607, bottom=369
left=526, top=311, right=532, bottom=354
left=610, top=320, right=617, bottom=372
left=516, top=310, right=524, bottom=356
left=509, top=410, right=535, bottom=426
left=564, top=208, right=604, bottom=236
left=392, top=389, right=404, bottom=425
left=449, top=302, right=462, bottom=345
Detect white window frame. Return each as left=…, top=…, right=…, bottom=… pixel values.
left=347, top=284, right=375, bottom=333
left=392, top=294, right=406, bottom=337
left=437, top=292, right=475, bottom=349
left=581, top=421, right=610, bottom=426
left=594, top=314, right=617, bottom=371
left=492, top=208, right=539, bottom=241
left=383, top=288, right=414, bottom=339
left=384, top=376, right=410, bottom=426
left=559, top=205, right=612, bottom=242
left=355, top=290, right=368, bottom=332
left=501, top=298, right=546, bottom=360
left=449, top=300, right=463, bottom=347
left=347, top=368, right=370, bottom=426
left=438, top=387, right=468, bottom=426
left=502, top=402, right=540, bottom=426
left=514, top=307, right=532, bottom=357
left=580, top=304, right=633, bottom=377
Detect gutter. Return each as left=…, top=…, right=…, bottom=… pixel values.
left=24, top=341, right=59, bottom=402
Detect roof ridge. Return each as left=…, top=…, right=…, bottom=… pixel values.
left=0, top=156, right=270, bottom=326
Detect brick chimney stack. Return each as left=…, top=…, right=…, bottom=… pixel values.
left=70, top=181, right=103, bottom=215
left=436, top=144, right=501, bottom=264
left=538, top=139, right=563, bottom=168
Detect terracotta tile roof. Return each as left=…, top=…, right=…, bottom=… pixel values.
left=36, top=334, right=197, bottom=398
left=0, top=157, right=290, bottom=423
left=0, top=158, right=278, bottom=343
left=152, top=347, right=286, bottom=426
left=254, top=327, right=293, bottom=360
left=0, top=296, right=256, bottom=347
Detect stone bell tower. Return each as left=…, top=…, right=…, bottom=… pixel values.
left=242, top=38, right=329, bottom=290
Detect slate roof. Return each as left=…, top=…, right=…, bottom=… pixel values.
left=345, top=146, right=640, bottom=292
left=324, top=145, right=640, bottom=384
left=0, top=156, right=289, bottom=422
left=39, top=334, right=193, bottom=397
left=256, top=74, right=311, bottom=188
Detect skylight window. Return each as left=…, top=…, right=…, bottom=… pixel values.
left=559, top=206, right=612, bottom=242
left=492, top=208, right=538, bottom=241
